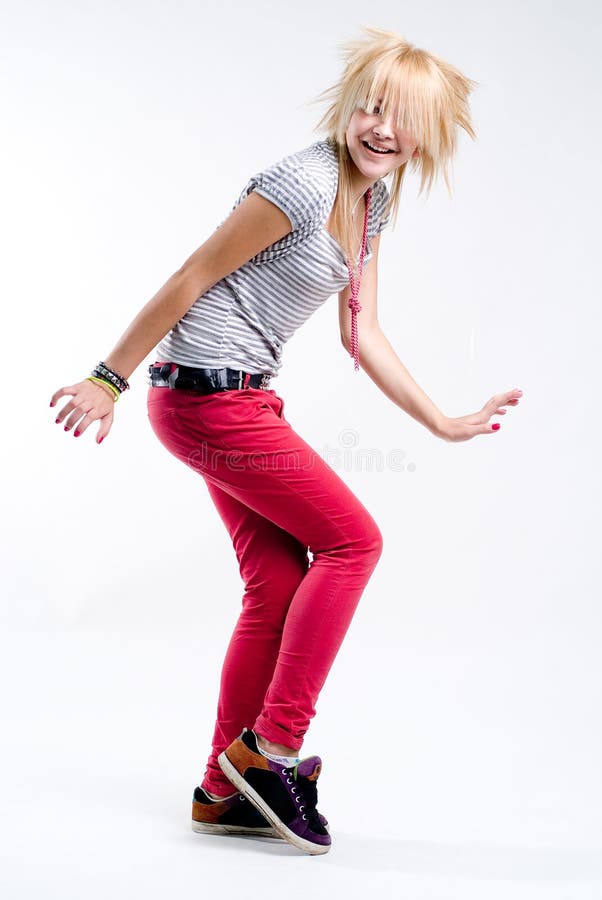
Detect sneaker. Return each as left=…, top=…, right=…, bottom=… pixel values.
left=191, top=785, right=280, bottom=838
left=217, top=728, right=331, bottom=855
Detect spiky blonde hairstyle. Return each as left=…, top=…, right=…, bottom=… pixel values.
left=309, top=26, right=478, bottom=266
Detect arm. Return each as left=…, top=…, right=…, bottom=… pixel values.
left=103, top=191, right=294, bottom=380
left=338, top=234, right=447, bottom=438
left=50, top=190, right=295, bottom=442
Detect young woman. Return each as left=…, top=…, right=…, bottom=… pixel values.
left=49, top=26, right=522, bottom=856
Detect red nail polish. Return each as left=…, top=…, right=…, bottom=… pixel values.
left=74, top=431, right=80, bottom=437
left=55, top=419, right=60, bottom=424
left=98, top=436, right=104, bottom=444
left=64, top=426, right=69, bottom=431
left=492, top=423, right=500, bottom=431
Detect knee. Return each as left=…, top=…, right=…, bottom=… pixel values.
left=345, top=517, right=383, bottom=574
left=363, top=520, right=384, bottom=569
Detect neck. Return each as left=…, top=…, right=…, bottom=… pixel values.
left=349, top=168, right=374, bottom=211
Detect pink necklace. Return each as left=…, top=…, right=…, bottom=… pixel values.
left=345, top=186, right=372, bottom=371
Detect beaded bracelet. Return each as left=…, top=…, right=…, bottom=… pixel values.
left=87, top=375, right=120, bottom=402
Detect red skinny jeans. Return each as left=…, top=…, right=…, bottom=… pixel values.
left=147, top=376, right=383, bottom=796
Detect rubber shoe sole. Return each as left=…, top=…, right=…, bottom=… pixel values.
left=191, top=819, right=280, bottom=838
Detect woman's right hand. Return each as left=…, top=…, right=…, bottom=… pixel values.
left=50, top=379, right=116, bottom=444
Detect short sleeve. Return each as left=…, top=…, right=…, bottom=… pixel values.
left=241, top=151, right=331, bottom=232
left=367, top=179, right=392, bottom=237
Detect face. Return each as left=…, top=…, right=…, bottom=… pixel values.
left=345, top=101, right=420, bottom=183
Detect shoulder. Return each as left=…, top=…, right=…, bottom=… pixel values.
left=368, top=178, right=392, bottom=237
left=235, top=139, right=337, bottom=231
left=371, top=177, right=390, bottom=208
left=295, top=139, right=338, bottom=200
left=260, top=139, right=337, bottom=193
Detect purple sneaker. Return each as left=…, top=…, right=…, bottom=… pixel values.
left=218, top=728, right=331, bottom=855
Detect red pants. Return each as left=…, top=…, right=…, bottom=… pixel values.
left=147, top=378, right=383, bottom=796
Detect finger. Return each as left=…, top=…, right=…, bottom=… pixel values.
left=503, top=389, right=523, bottom=402
left=63, top=400, right=97, bottom=431
left=49, top=387, right=67, bottom=407
left=472, top=421, right=500, bottom=436
left=63, top=407, right=89, bottom=431
left=96, top=423, right=111, bottom=445
left=54, top=402, right=75, bottom=425
left=53, top=386, right=84, bottom=423
left=72, top=409, right=96, bottom=437
left=50, top=385, right=78, bottom=407
left=489, top=388, right=523, bottom=406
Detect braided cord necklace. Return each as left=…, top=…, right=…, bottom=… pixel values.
left=345, top=186, right=372, bottom=371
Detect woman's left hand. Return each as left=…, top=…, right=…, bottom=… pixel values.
left=439, top=388, right=523, bottom=442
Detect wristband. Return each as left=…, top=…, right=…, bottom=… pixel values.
left=87, top=376, right=120, bottom=402
left=92, top=361, right=130, bottom=393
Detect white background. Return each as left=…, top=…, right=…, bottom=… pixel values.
left=1, top=0, right=601, bottom=897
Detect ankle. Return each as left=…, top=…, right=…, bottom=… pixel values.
left=256, top=732, right=299, bottom=758
left=205, top=788, right=234, bottom=801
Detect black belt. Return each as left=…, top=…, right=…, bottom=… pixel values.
left=147, top=362, right=272, bottom=393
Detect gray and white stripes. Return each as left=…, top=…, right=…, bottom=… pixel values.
left=156, top=138, right=391, bottom=377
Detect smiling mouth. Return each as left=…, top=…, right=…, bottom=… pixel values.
left=362, top=140, right=396, bottom=155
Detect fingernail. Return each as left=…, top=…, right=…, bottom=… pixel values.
left=49, top=401, right=54, bottom=407
left=98, top=436, right=104, bottom=444
left=74, top=431, right=81, bottom=437
left=492, top=423, right=500, bottom=431
left=55, top=419, right=60, bottom=424
left=64, top=426, right=69, bottom=431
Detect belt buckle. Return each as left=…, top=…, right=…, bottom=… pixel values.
left=259, top=373, right=271, bottom=390
left=147, top=363, right=171, bottom=387
left=148, top=362, right=180, bottom=388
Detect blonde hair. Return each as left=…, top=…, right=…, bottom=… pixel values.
left=308, top=25, right=478, bottom=267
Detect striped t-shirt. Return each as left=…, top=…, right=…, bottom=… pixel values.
left=156, top=137, right=391, bottom=378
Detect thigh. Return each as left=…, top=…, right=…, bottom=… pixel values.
left=147, top=386, right=381, bottom=554
left=204, top=479, right=309, bottom=586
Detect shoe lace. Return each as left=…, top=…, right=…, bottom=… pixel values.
left=284, top=767, right=322, bottom=831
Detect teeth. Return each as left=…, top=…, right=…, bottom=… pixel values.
left=364, top=141, right=391, bottom=154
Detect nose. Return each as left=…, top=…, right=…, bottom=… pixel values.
left=373, top=113, right=395, bottom=139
